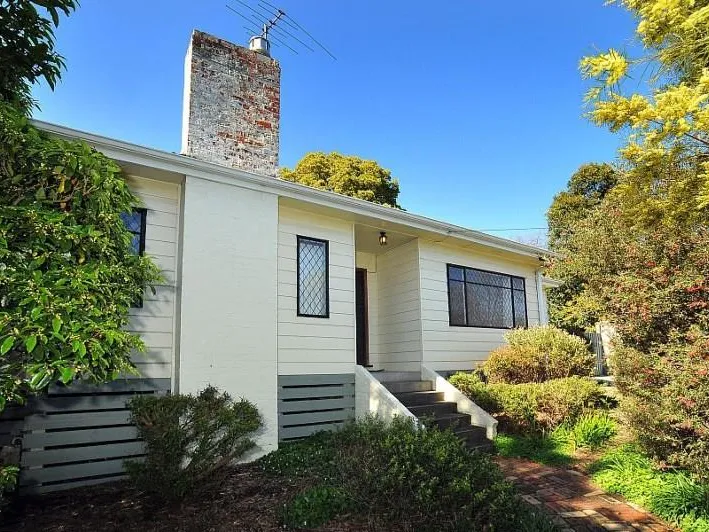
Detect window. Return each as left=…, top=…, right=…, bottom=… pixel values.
left=121, top=208, right=147, bottom=308
left=120, top=208, right=147, bottom=256
left=447, top=264, right=527, bottom=329
left=297, top=236, right=329, bottom=318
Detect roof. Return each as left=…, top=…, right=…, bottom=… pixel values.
left=33, top=119, right=557, bottom=261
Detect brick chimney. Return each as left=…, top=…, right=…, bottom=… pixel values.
left=181, top=30, right=281, bottom=176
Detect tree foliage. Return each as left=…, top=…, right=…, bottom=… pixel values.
left=0, top=1, right=77, bottom=112
left=0, top=103, right=162, bottom=408
left=580, top=0, right=709, bottom=230
left=0, top=0, right=161, bottom=411
left=280, top=152, right=401, bottom=208
left=548, top=0, right=709, bottom=479
left=555, top=207, right=709, bottom=480
left=546, top=163, right=619, bottom=330
left=547, top=163, right=618, bottom=250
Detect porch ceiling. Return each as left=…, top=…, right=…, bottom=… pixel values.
left=354, top=224, right=416, bottom=255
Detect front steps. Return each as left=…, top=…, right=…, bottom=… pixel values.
left=383, top=379, right=493, bottom=452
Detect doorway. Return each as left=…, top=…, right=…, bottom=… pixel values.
left=355, top=268, right=369, bottom=366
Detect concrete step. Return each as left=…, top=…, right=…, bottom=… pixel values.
left=453, top=425, right=488, bottom=446
left=384, top=380, right=433, bottom=394
left=395, top=391, right=444, bottom=407
left=431, top=412, right=471, bottom=431
left=466, top=441, right=495, bottom=453
left=407, top=401, right=458, bottom=418
left=370, top=371, right=421, bottom=383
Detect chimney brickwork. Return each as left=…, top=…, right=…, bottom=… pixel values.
left=181, top=30, right=280, bottom=176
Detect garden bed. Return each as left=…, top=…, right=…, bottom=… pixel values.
left=1, top=463, right=376, bottom=532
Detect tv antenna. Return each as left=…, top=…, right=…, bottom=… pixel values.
left=225, top=0, right=337, bottom=60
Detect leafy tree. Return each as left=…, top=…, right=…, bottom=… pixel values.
left=546, top=163, right=618, bottom=331
left=549, top=0, right=709, bottom=479
left=580, top=1, right=709, bottom=230
left=547, top=163, right=618, bottom=250
left=280, top=152, right=401, bottom=208
left=0, top=0, right=76, bottom=112
left=0, top=2, right=161, bottom=409
left=0, top=106, right=162, bottom=407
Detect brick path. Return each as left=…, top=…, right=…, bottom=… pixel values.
left=495, top=457, right=673, bottom=532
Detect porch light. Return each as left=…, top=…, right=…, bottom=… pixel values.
left=379, top=231, right=388, bottom=246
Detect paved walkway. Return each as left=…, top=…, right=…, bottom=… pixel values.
left=495, top=457, right=672, bottom=532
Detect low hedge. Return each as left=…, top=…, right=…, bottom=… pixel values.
left=483, top=326, right=594, bottom=384
left=449, top=373, right=608, bottom=433
left=262, top=417, right=556, bottom=531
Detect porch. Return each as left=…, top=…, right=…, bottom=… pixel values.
left=353, top=224, right=422, bottom=372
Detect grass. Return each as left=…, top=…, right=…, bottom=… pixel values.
left=495, top=432, right=574, bottom=466
left=589, top=445, right=709, bottom=532
left=495, top=411, right=616, bottom=466
left=497, top=418, right=709, bottom=532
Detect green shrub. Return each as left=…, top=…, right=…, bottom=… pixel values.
left=0, top=101, right=162, bottom=410
left=483, top=326, right=594, bottom=384
left=590, top=445, right=709, bottom=531
left=126, top=386, right=261, bottom=501
left=260, top=430, right=340, bottom=479
left=262, top=417, right=557, bottom=531
left=612, top=343, right=709, bottom=483
left=0, top=464, right=18, bottom=509
left=281, top=485, right=351, bottom=529
left=450, top=372, right=607, bottom=433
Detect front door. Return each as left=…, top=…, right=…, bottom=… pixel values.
left=355, top=268, right=370, bottom=366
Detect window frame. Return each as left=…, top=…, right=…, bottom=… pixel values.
left=123, top=207, right=147, bottom=257
left=296, top=235, right=330, bottom=319
left=446, top=263, right=528, bottom=329
left=123, top=207, right=148, bottom=308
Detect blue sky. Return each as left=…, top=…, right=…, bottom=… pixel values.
left=32, top=0, right=637, bottom=241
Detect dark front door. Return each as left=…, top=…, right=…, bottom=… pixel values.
left=355, top=268, right=370, bottom=366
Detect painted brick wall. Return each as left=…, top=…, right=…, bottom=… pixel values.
left=181, top=30, right=280, bottom=176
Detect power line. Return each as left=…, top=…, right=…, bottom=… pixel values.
left=477, top=227, right=548, bottom=232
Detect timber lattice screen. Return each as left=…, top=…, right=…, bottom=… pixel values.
left=0, top=378, right=169, bottom=494
left=277, top=374, right=355, bottom=441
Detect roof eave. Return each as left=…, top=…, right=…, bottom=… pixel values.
left=33, top=119, right=558, bottom=260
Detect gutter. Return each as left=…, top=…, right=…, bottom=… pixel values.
left=33, top=119, right=559, bottom=260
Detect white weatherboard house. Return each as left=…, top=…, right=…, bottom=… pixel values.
left=9, top=30, right=556, bottom=493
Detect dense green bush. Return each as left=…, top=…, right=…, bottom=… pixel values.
left=262, top=417, right=556, bottom=531
left=590, top=445, right=709, bottom=531
left=612, top=339, right=709, bottom=483
left=483, top=326, right=594, bottom=384
left=0, top=102, right=162, bottom=408
left=450, top=372, right=607, bottom=433
left=281, top=485, right=351, bottom=529
left=126, top=386, right=261, bottom=501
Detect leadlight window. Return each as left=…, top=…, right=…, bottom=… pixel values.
left=120, top=208, right=147, bottom=256
left=447, top=264, right=527, bottom=329
left=297, top=236, right=329, bottom=318
left=121, top=208, right=147, bottom=308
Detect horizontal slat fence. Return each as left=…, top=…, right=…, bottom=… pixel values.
left=278, top=374, right=355, bottom=441
left=0, top=378, right=169, bottom=494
